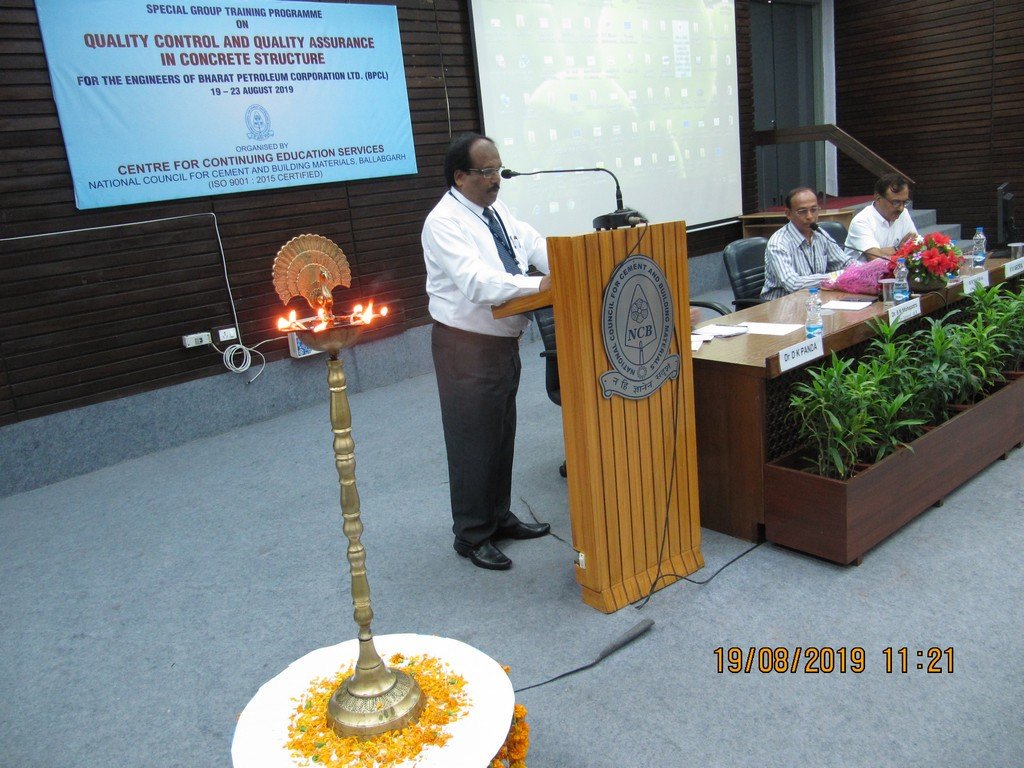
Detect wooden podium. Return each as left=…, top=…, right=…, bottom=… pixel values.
left=496, top=221, right=703, bottom=612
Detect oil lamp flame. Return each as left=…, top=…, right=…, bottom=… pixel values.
left=277, top=309, right=304, bottom=331
left=358, top=302, right=375, bottom=325
left=351, top=300, right=387, bottom=326
left=312, top=307, right=329, bottom=333
left=276, top=301, right=389, bottom=335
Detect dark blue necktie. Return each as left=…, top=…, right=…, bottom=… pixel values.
left=483, top=207, right=521, bottom=275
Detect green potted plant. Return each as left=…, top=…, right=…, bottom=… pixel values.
left=965, top=285, right=1024, bottom=373
left=947, top=315, right=1009, bottom=405
left=865, top=319, right=928, bottom=439
left=788, top=356, right=880, bottom=480
left=908, top=313, right=967, bottom=424
left=765, top=304, right=1024, bottom=564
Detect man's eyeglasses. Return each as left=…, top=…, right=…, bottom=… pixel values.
left=467, top=166, right=504, bottom=178
left=793, top=206, right=820, bottom=216
left=883, top=197, right=912, bottom=209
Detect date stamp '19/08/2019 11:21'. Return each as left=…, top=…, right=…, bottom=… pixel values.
left=713, top=646, right=955, bottom=675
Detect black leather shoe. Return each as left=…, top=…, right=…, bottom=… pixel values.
left=494, top=520, right=551, bottom=540
left=455, top=541, right=512, bottom=570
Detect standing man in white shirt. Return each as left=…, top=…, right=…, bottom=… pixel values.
left=422, top=133, right=552, bottom=571
left=845, top=173, right=920, bottom=260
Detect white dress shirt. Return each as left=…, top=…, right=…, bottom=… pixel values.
left=422, top=188, right=549, bottom=336
left=761, top=221, right=854, bottom=301
left=845, top=204, right=919, bottom=259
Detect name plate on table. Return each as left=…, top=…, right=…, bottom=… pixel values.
left=1005, top=257, right=1024, bottom=279
left=778, top=335, right=825, bottom=373
left=888, top=297, right=922, bottom=324
left=962, top=271, right=991, bottom=294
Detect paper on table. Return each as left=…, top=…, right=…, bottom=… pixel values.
left=822, top=299, right=873, bottom=311
left=691, top=337, right=705, bottom=351
left=738, top=322, right=805, bottom=336
left=699, top=324, right=748, bottom=337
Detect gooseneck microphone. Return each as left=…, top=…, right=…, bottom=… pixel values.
left=500, top=166, right=647, bottom=230
left=810, top=222, right=889, bottom=263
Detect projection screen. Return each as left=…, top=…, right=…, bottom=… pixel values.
left=469, top=0, right=741, bottom=237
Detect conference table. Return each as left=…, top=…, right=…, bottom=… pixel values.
left=691, top=256, right=1017, bottom=541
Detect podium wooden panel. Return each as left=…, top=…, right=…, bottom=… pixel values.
left=497, top=221, right=703, bottom=612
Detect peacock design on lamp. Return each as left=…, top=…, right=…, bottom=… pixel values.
left=272, top=233, right=352, bottom=319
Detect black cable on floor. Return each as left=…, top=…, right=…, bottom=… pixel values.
left=519, top=496, right=568, bottom=546
left=518, top=503, right=764, bottom=604
left=631, top=542, right=763, bottom=608
left=513, top=618, right=654, bottom=694
left=514, top=494, right=762, bottom=692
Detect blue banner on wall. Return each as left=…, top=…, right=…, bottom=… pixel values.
left=34, top=0, right=417, bottom=209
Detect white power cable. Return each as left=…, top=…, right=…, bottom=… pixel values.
left=2, top=212, right=281, bottom=383
left=210, top=338, right=277, bottom=384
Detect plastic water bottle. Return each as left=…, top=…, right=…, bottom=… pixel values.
left=972, top=227, right=987, bottom=270
left=893, top=258, right=910, bottom=303
left=805, top=286, right=823, bottom=339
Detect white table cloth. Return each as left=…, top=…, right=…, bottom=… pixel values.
left=232, top=633, right=514, bottom=768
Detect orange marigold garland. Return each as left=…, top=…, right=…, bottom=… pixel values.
left=286, top=653, right=469, bottom=767
left=490, top=667, right=529, bottom=768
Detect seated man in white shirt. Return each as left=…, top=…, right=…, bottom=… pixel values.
left=845, top=173, right=920, bottom=260
left=760, top=187, right=856, bottom=301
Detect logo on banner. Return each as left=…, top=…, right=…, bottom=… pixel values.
left=245, top=104, right=274, bottom=141
left=599, top=253, right=679, bottom=400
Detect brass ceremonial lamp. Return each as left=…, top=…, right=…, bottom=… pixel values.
left=273, top=235, right=424, bottom=737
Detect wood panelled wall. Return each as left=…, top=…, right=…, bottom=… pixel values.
left=0, top=0, right=754, bottom=427
left=834, top=0, right=1024, bottom=238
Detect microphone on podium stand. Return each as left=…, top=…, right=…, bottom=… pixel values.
left=500, top=166, right=647, bottom=230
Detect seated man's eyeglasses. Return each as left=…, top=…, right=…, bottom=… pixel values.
left=467, top=166, right=504, bottom=178
left=883, top=197, right=912, bottom=209
left=793, top=206, right=821, bottom=216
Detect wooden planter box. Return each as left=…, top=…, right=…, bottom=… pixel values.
left=764, top=375, right=1024, bottom=564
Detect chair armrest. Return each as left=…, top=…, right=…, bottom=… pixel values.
left=733, top=297, right=766, bottom=310
left=690, top=300, right=732, bottom=317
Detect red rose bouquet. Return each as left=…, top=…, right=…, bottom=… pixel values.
left=893, top=232, right=964, bottom=284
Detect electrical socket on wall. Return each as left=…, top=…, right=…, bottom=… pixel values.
left=182, top=332, right=212, bottom=348
left=215, top=326, right=238, bottom=343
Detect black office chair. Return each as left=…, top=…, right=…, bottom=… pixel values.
left=816, top=220, right=849, bottom=248
left=722, top=236, right=768, bottom=309
left=534, top=307, right=560, bottom=407
left=534, top=300, right=728, bottom=478
left=533, top=306, right=565, bottom=477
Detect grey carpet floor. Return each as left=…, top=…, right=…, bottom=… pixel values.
left=1, top=338, right=1021, bottom=767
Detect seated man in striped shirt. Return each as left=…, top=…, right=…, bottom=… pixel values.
left=760, top=187, right=856, bottom=301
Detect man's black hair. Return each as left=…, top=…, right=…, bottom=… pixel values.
left=875, top=173, right=912, bottom=198
left=443, top=132, right=495, bottom=188
left=784, top=186, right=816, bottom=210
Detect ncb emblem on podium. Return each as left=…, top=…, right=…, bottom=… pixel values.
left=599, top=254, right=680, bottom=400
